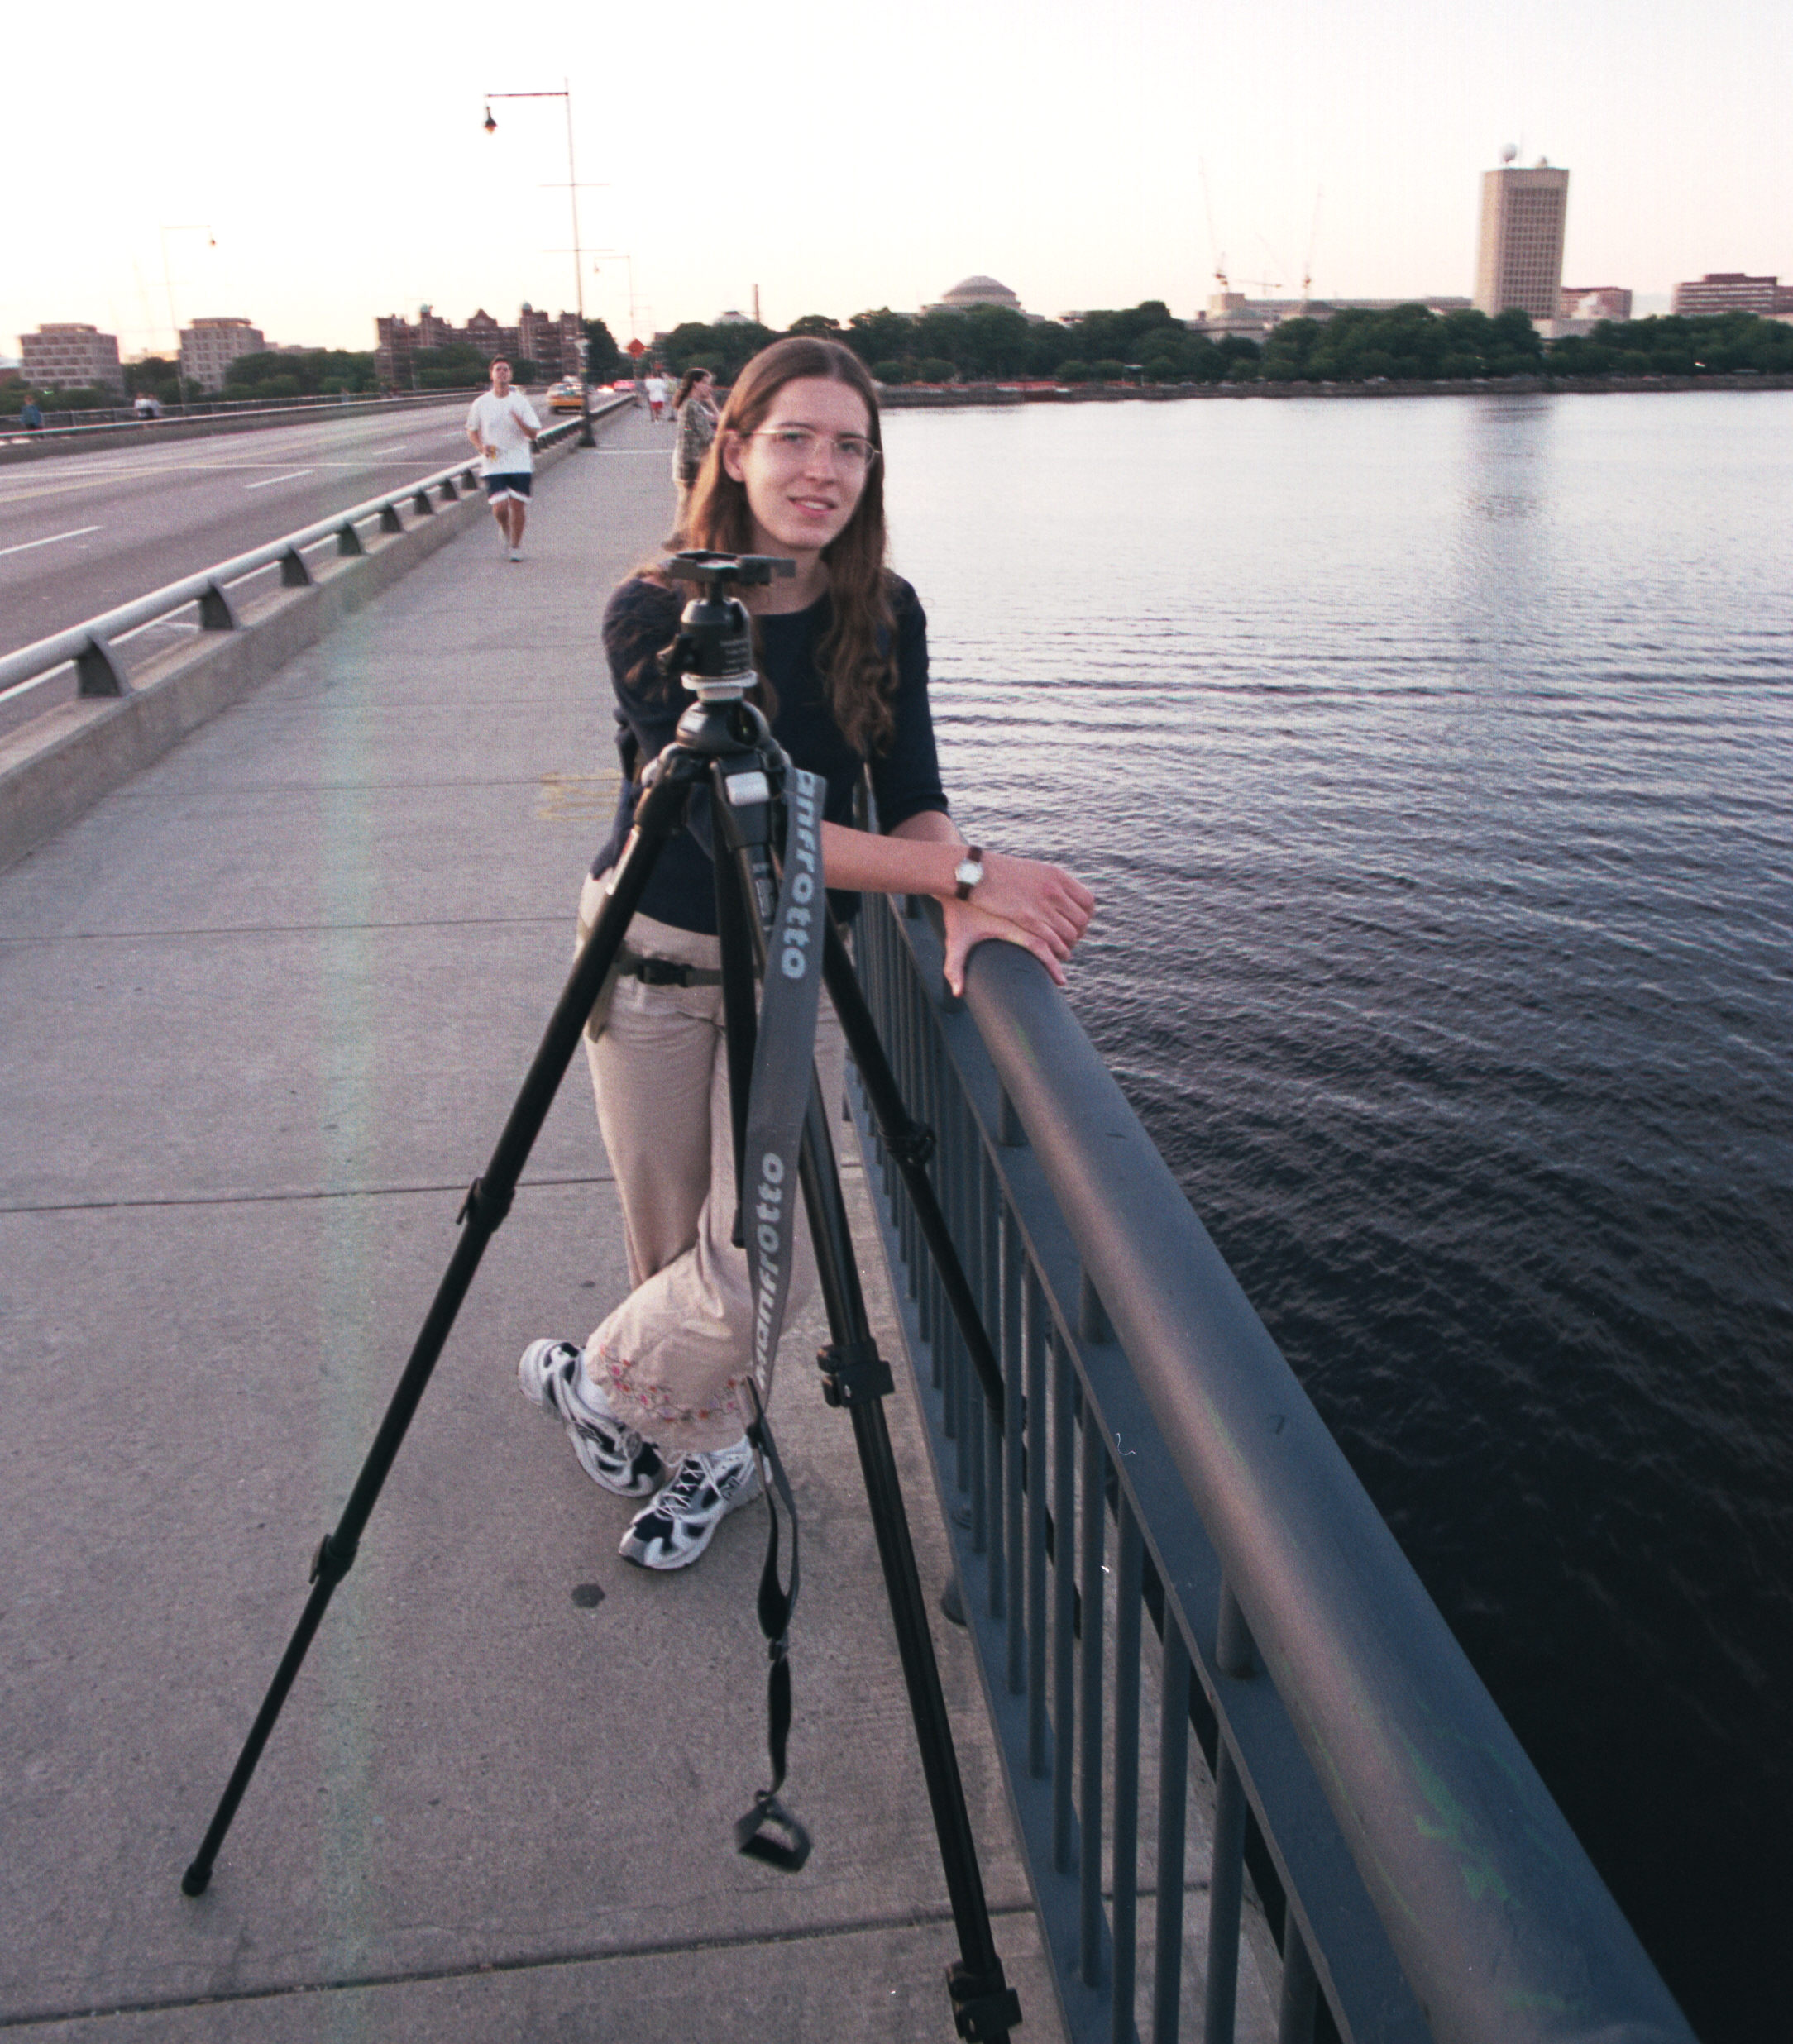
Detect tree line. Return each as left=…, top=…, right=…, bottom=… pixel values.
left=10, top=303, right=1789, bottom=418
left=651, top=301, right=1793, bottom=387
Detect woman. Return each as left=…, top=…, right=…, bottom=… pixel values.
left=669, top=366, right=718, bottom=539
left=519, top=337, right=1094, bottom=1571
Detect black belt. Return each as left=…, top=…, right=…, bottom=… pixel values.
left=616, top=945, right=723, bottom=987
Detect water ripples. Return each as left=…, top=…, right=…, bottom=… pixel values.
left=885, top=391, right=1793, bottom=2042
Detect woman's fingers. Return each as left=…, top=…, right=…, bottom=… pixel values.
left=942, top=904, right=1070, bottom=996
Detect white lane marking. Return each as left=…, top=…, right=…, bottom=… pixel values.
left=0, top=523, right=102, bottom=557
left=244, top=470, right=316, bottom=490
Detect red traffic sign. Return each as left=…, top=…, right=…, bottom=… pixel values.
left=627, top=338, right=645, bottom=357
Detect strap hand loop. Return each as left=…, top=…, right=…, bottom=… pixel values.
left=735, top=1386, right=810, bottom=1871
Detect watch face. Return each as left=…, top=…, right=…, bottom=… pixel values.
left=955, top=858, right=983, bottom=886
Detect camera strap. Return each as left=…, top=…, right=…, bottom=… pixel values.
left=734, top=765, right=823, bottom=1871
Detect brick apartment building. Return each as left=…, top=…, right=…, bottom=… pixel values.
left=375, top=304, right=583, bottom=386
left=19, top=323, right=125, bottom=393
left=1670, top=273, right=1793, bottom=317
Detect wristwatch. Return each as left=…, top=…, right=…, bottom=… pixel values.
left=953, top=845, right=985, bottom=901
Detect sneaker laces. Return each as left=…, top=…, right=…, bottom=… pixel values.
left=655, top=1456, right=716, bottom=1519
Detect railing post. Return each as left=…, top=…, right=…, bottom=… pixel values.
left=1276, top=1916, right=1319, bottom=2044
left=412, top=486, right=435, bottom=516
left=1112, top=1502, right=1144, bottom=2044
left=1205, top=1584, right=1256, bottom=2044
left=197, top=581, right=239, bottom=631
left=1152, top=1622, right=1192, bottom=2044
left=279, top=547, right=313, bottom=589
left=75, top=635, right=127, bottom=697
left=379, top=504, right=404, bottom=535
left=1078, top=1411, right=1107, bottom=1986
left=336, top=522, right=366, bottom=558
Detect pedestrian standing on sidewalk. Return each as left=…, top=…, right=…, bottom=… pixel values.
left=466, top=357, right=541, bottom=562
left=644, top=369, right=669, bottom=422
left=518, top=336, right=1095, bottom=1571
left=669, top=366, right=717, bottom=540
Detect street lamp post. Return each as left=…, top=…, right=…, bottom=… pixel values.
left=160, top=224, right=215, bottom=417
left=482, top=81, right=598, bottom=447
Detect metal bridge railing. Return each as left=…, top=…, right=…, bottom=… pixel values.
left=0, top=398, right=624, bottom=713
left=850, top=891, right=1694, bottom=2044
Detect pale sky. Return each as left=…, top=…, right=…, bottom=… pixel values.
left=10, top=0, right=1789, bottom=358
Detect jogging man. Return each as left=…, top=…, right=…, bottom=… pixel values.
left=466, top=358, right=541, bottom=561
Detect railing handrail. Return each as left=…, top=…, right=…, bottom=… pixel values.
left=0, top=396, right=626, bottom=700
left=949, top=932, right=1692, bottom=2043
left=0, top=385, right=550, bottom=443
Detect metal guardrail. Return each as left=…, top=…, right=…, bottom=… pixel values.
left=0, top=399, right=623, bottom=710
left=0, top=386, right=514, bottom=444
left=850, top=891, right=1695, bottom=2044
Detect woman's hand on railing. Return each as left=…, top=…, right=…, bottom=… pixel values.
left=963, top=850, right=1095, bottom=963
left=942, top=895, right=1078, bottom=996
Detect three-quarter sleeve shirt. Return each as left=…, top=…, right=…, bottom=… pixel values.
left=590, top=574, right=949, bottom=934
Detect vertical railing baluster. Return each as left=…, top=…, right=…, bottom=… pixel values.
left=1153, top=1622, right=1192, bottom=2044
left=1002, top=1198, right=1024, bottom=1659
left=1052, top=1335, right=1077, bottom=1872
left=1078, top=1406, right=1107, bottom=1987
left=1276, top=1915, right=1319, bottom=2044
left=1026, top=1264, right=1050, bottom=1769
left=967, top=1121, right=988, bottom=1546
left=978, top=1145, right=1002, bottom=1578
left=1112, top=1502, right=1143, bottom=2044
left=1204, top=1584, right=1254, bottom=2044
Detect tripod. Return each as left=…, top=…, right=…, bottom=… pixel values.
left=179, top=552, right=1022, bottom=2043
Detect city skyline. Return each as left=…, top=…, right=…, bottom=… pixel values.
left=7, top=0, right=1786, bottom=358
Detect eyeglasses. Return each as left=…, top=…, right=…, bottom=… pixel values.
left=747, top=427, right=881, bottom=473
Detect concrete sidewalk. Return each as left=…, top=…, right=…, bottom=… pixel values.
left=0, top=409, right=1065, bottom=2041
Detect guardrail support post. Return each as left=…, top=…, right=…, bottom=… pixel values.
left=379, top=504, right=404, bottom=535
left=412, top=487, right=435, bottom=516
left=336, top=523, right=365, bottom=558
left=198, top=582, right=239, bottom=632
left=438, top=477, right=460, bottom=504
left=75, top=635, right=128, bottom=696
left=279, top=547, right=313, bottom=589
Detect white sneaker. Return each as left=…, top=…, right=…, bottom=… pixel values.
left=509, top=546, right=523, bottom=561
left=517, top=1339, right=665, bottom=1497
left=619, top=1437, right=760, bottom=1571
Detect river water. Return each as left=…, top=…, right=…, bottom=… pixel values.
left=881, top=390, right=1792, bottom=2044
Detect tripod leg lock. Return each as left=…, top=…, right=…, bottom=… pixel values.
left=946, top=1959, right=1022, bottom=2042
left=456, top=1174, right=514, bottom=1232
left=818, top=1340, right=894, bottom=1409
left=309, top=1531, right=360, bottom=1588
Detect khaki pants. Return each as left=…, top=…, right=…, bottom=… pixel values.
left=576, top=872, right=845, bottom=1454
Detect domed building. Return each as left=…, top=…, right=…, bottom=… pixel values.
left=923, top=275, right=1026, bottom=315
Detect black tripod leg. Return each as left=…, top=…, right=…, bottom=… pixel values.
left=796, top=1086, right=1022, bottom=2044
left=821, top=917, right=1006, bottom=1424
left=180, top=765, right=699, bottom=1898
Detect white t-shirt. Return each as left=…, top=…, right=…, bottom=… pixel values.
left=645, top=375, right=667, bottom=404
left=466, top=389, right=542, bottom=475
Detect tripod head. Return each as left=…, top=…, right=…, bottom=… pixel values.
left=660, top=551, right=796, bottom=702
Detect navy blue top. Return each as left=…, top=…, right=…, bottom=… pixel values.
left=591, top=574, right=949, bottom=934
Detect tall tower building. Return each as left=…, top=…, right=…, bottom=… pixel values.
left=1475, top=159, right=1570, bottom=319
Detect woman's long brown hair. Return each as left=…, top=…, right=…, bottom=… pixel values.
left=679, top=337, right=897, bottom=756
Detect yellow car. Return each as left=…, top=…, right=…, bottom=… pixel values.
left=547, top=379, right=587, bottom=413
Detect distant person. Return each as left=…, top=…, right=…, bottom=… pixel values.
left=133, top=391, right=163, bottom=422
left=466, top=357, right=541, bottom=562
left=669, top=367, right=717, bottom=538
left=19, top=394, right=43, bottom=432
left=644, top=370, right=668, bottom=422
